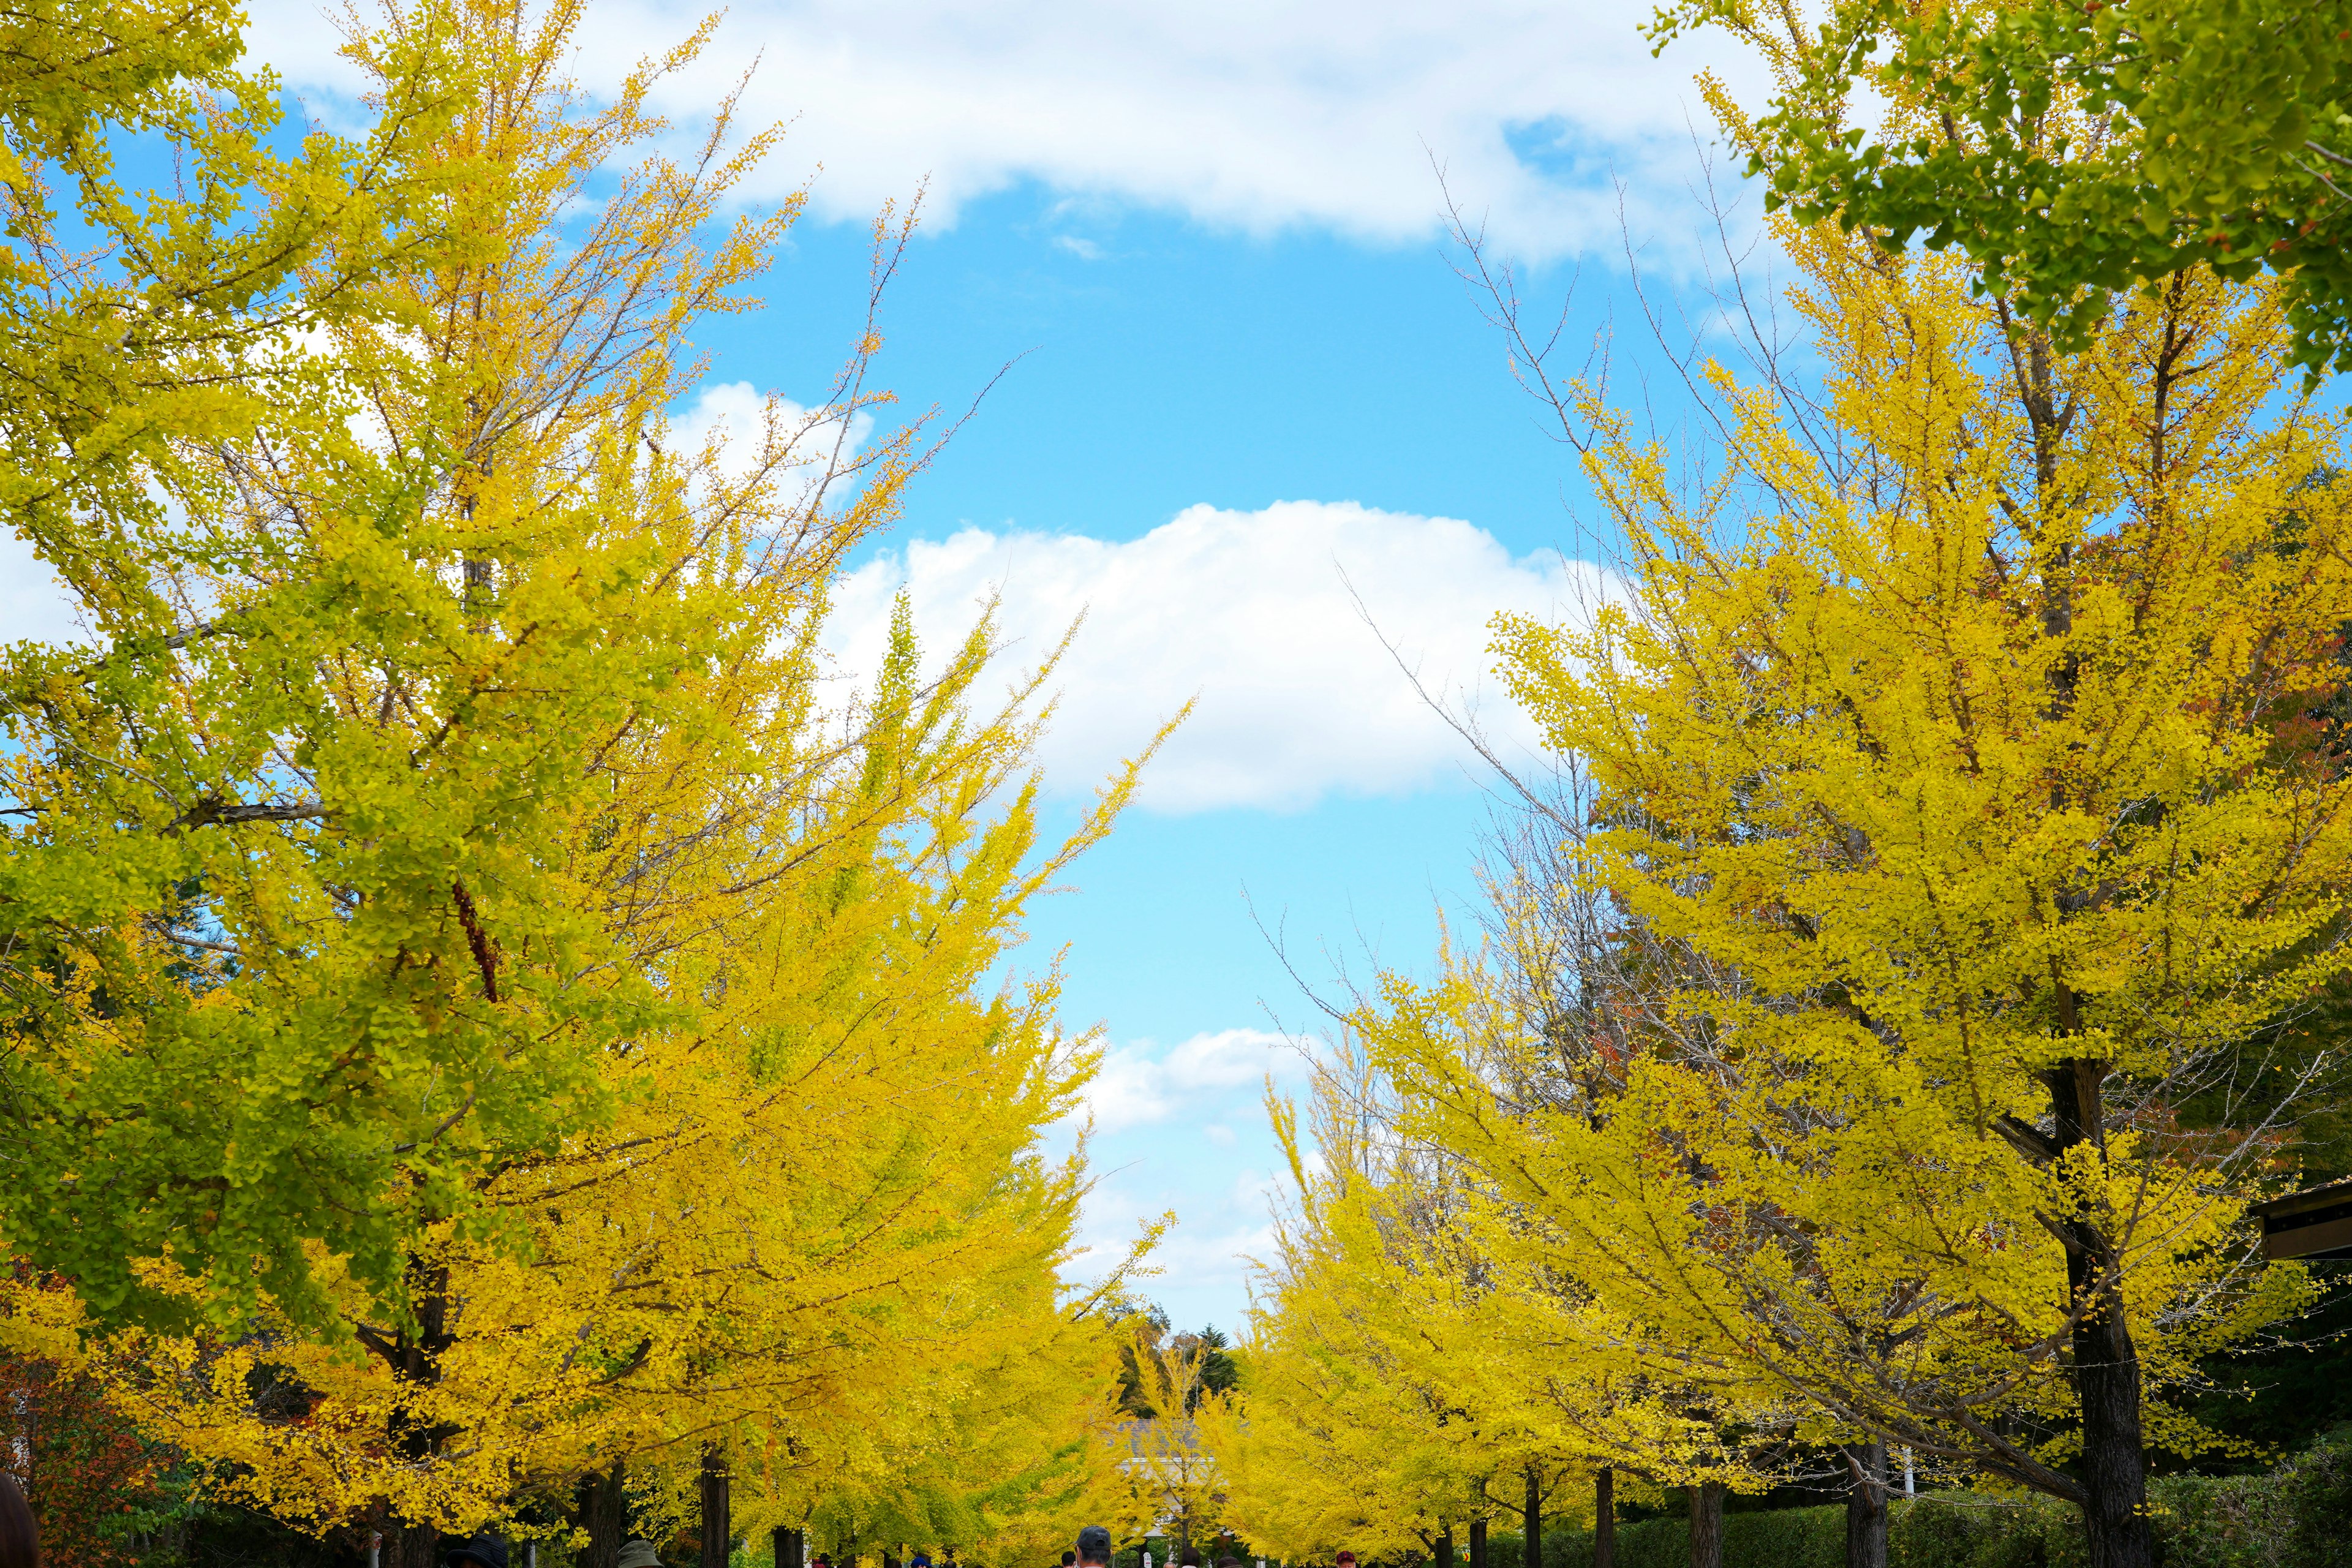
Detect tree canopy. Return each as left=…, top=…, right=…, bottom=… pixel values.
left=1652, top=0, right=2352, bottom=374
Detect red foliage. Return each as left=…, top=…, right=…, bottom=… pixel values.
left=0, top=1356, right=167, bottom=1568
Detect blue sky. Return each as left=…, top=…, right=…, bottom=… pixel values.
left=0, top=0, right=1774, bottom=1336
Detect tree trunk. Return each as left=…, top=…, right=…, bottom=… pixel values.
left=1687, top=1482, right=1722, bottom=1568
left=2047, top=1061, right=2157, bottom=1568
left=576, top=1460, right=628, bottom=1568
left=374, top=1262, right=455, bottom=1568
left=773, top=1528, right=804, bottom=1568
left=700, top=1444, right=731, bottom=1568
left=1522, top=1468, right=1542, bottom=1568
left=1435, top=1528, right=1452, bottom=1568
left=1469, top=1518, right=1487, bottom=1568
left=382, top=1523, right=440, bottom=1568
left=1844, top=1444, right=1887, bottom=1568
left=1594, top=1469, right=1615, bottom=1568
left=2073, top=1291, right=2155, bottom=1568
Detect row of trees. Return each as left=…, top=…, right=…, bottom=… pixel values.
left=0, top=0, right=1161, bottom=1562
left=1206, top=6, right=2352, bottom=1568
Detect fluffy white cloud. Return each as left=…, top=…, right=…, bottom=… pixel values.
left=246, top=0, right=1763, bottom=255
left=828, top=500, right=1605, bottom=812
left=1080, top=1027, right=1308, bottom=1134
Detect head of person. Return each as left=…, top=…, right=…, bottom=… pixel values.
left=1336, top=1554, right=1357, bottom=1568
left=616, top=1542, right=663, bottom=1568
left=1075, top=1527, right=1113, bottom=1568
left=1061, top=1555, right=1076, bottom=1566
left=445, top=1531, right=508, bottom=1568
left=1181, top=1553, right=1200, bottom=1567
left=0, top=1474, right=38, bottom=1568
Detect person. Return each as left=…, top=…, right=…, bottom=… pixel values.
left=0, top=1473, right=39, bottom=1568
left=1075, top=1527, right=1112, bottom=1568
left=1060, top=1555, right=1076, bottom=1567
left=1336, top=1555, right=1357, bottom=1568
left=616, top=1542, right=663, bottom=1568
left=445, top=1532, right=508, bottom=1568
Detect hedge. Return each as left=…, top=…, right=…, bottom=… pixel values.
left=1479, top=1427, right=2352, bottom=1568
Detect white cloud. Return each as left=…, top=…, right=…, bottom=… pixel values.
left=1080, top=1027, right=1306, bottom=1134
left=1073, top=1175, right=1280, bottom=1297
left=1052, top=1028, right=1320, bottom=1319
left=668, top=380, right=875, bottom=505
left=246, top=0, right=1765, bottom=257
left=827, top=500, right=1606, bottom=812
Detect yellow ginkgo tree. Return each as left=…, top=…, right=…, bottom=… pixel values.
left=1363, top=204, right=2352, bottom=1568
left=1, top=0, right=1163, bottom=1559
left=1212, top=1054, right=1760, bottom=1567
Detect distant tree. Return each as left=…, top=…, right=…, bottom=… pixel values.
left=1185, top=1329, right=1240, bottom=1407
left=1111, top=1305, right=1175, bottom=1418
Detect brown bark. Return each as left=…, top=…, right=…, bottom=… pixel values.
left=1687, top=1482, right=1722, bottom=1568
left=773, top=1528, right=804, bottom=1568
left=382, top=1523, right=440, bottom=1568
left=1469, top=1518, right=1487, bottom=1568
left=576, top=1460, right=628, bottom=1568
left=700, top=1444, right=731, bottom=1568
left=1594, top=1469, right=1615, bottom=1568
left=1844, top=1444, right=1887, bottom=1568
left=1434, top=1526, right=1453, bottom=1568
left=2048, top=1063, right=2156, bottom=1568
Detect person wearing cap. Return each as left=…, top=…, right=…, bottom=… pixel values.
left=1335, top=1555, right=1356, bottom=1568
left=1074, top=1527, right=1112, bottom=1568
left=446, top=1532, right=509, bottom=1568
left=616, top=1541, right=663, bottom=1568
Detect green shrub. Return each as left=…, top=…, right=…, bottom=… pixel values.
left=1538, top=1505, right=1841, bottom=1568
left=1474, top=1432, right=2352, bottom=1568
